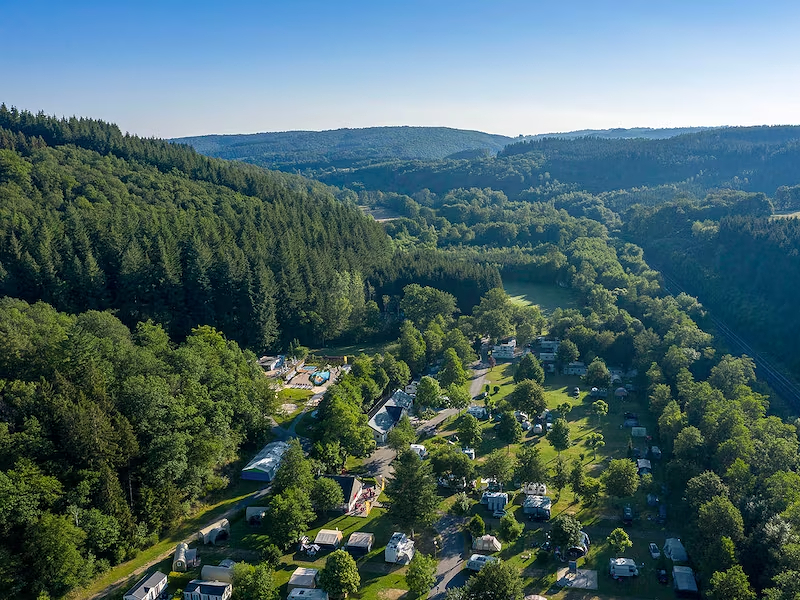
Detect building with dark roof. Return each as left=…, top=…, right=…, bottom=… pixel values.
left=124, top=571, right=167, bottom=600
left=367, top=390, right=413, bottom=444
left=183, top=580, right=232, bottom=600
left=324, top=475, right=364, bottom=513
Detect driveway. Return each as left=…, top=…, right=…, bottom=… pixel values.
left=470, top=364, right=489, bottom=398
left=429, top=515, right=469, bottom=599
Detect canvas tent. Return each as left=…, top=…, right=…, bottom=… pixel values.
left=172, top=542, right=198, bottom=572
left=324, top=476, right=363, bottom=513
left=197, top=519, right=230, bottom=545
left=615, top=387, right=629, bottom=398
left=288, top=567, right=319, bottom=591
left=345, top=532, right=375, bottom=556
left=314, top=529, right=343, bottom=548
left=664, top=538, right=689, bottom=562
left=673, top=566, right=699, bottom=594
left=472, top=535, right=502, bottom=552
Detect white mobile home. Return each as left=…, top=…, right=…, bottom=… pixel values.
left=609, top=557, right=639, bottom=578
left=124, top=571, right=167, bottom=600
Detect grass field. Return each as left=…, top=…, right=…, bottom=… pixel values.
left=503, top=280, right=580, bottom=316
left=313, top=340, right=399, bottom=358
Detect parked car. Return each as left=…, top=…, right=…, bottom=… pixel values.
left=492, top=509, right=508, bottom=519
left=546, top=422, right=553, bottom=432
left=521, top=421, right=532, bottom=431
left=533, top=423, right=543, bottom=434
left=649, top=543, right=661, bottom=559
left=572, top=387, right=580, bottom=396
left=657, top=569, right=669, bottom=585
left=622, top=505, right=634, bottom=524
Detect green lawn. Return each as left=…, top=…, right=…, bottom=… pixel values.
left=313, top=340, right=399, bottom=358
left=503, top=280, right=580, bottom=316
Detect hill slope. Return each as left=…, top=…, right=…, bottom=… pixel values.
left=316, top=125, right=800, bottom=197
left=0, top=106, right=499, bottom=351
left=172, top=126, right=514, bottom=170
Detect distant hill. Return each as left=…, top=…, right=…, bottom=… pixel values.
left=522, top=126, right=711, bottom=141
left=316, top=125, right=800, bottom=198
left=172, top=126, right=514, bottom=171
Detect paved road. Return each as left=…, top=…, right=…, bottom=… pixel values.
left=429, top=515, right=469, bottom=599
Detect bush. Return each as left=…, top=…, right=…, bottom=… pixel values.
left=498, top=513, right=524, bottom=542
left=468, top=514, right=486, bottom=537
left=452, top=492, right=472, bottom=515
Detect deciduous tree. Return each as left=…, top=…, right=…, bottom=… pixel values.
left=602, top=459, right=639, bottom=498
left=406, top=552, right=437, bottom=598
left=606, top=528, right=632, bottom=556
left=320, top=549, right=361, bottom=598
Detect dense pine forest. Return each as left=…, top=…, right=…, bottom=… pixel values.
left=0, top=107, right=499, bottom=351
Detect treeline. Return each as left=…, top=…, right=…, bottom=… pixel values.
left=0, top=298, right=276, bottom=598
left=0, top=106, right=500, bottom=351
left=314, top=125, right=800, bottom=199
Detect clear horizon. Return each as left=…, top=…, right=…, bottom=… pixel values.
left=2, top=0, right=799, bottom=139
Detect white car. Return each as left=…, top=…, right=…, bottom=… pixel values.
left=649, top=543, right=661, bottom=559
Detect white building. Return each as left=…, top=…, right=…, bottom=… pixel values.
left=563, top=361, right=587, bottom=376
left=183, top=580, right=232, bottom=600
left=124, top=571, right=167, bottom=600
left=492, top=338, right=516, bottom=359
left=538, top=338, right=561, bottom=352
left=368, top=390, right=414, bottom=445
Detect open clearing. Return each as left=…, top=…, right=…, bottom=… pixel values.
left=504, top=280, right=580, bottom=315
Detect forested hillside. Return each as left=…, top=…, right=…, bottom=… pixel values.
left=0, top=106, right=499, bottom=351
left=172, top=126, right=513, bottom=172
left=316, top=126, right=800, bottom=197
left=625, top=194, right=800, bottom=375
left=0, top=299, right=275, bottom=597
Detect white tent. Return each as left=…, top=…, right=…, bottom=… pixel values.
left=472, top=535, right=502, bottom=552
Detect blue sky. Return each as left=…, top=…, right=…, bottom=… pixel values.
left=2, top=0, right=799, bottom=137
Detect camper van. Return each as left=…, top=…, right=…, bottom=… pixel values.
left=467, top=554, right=499, bottom=572
left=609, top=557, right=639, bottom=578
